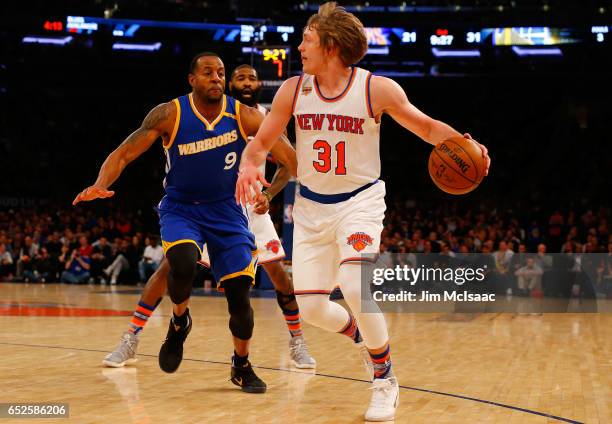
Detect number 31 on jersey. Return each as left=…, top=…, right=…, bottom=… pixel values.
left=313, top=139, right=346, bottom=175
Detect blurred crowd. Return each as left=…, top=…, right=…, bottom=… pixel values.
left=0, top=207, right=163, bottom=285
left=1, top=201, right=611, bottom=297
left=379, top=201, right=612, bottom=296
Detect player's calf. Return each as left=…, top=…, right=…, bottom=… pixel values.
left=224, top=275, right=267, bottom=393
left=270, top=266, right=317, bottom=368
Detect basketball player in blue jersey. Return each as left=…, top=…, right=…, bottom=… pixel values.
left=73, top=52, right=297, bottom=393
left=96, top=64, right=315, bottom=372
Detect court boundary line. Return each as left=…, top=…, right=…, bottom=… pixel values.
left=0, top=341, right=583, bottom=424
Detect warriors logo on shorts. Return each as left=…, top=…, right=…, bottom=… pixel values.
left=347, top=232, right=373, bottom=252
left=266, top=240, right=282, bottom=254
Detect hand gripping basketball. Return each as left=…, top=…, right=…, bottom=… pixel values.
left=428, top=134, right=490, bottom=195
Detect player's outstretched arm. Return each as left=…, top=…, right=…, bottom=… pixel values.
left=370, top=75, right=490, bottom=174
left=236, top=77, right=299, bottom=205
left=73, top=102, right=176, bottom=205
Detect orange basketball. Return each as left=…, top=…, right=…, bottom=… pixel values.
left=428, top=136, right=485, bottom=195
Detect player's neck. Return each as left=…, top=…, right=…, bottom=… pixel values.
left=191, top=93, right=224, bottom=122
left=314, top=65, right=353, bottom=96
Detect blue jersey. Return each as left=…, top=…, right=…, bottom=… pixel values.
left=163, top=94, right=248, bottom=203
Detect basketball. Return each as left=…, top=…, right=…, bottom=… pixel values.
left=428, top=135, right=486, bottom=195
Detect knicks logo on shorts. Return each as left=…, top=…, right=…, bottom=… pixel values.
left=347, top=232, right=373, bottom=252
left=265, top=240, right=281, bottom=254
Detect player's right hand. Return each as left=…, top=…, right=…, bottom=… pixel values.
left=72, top=185, right=115, bottom=205
left=236, top=164, right=270, bottom=206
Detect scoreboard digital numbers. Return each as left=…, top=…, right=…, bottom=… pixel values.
left=430, top=29, right=454, bottom=46
left=248, top=46, right=290, bottom=81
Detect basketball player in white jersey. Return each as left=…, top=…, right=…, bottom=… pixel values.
left=236, top=2, right=490, bottom=421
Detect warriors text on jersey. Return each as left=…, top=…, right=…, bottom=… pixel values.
left=163, top=94, right=249, bottom=203
left=291, top=67, right=380, bottom=195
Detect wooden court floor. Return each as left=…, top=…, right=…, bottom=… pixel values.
left=1, top=283, right=610, bottom=423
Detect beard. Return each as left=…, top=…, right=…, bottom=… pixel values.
left=230, top=85, right=262, bottom=107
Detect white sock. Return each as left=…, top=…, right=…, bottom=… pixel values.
left=338, top=263, right=389, bottom=349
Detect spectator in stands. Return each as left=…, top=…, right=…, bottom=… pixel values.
left=535, top=243, right=553, bottom=271
left=103, top=236, right=142, bottom=285
left=91, top=236, right=112, bottom=284
left=515, top=257, right=543, bottom=296
left=526, top=224, right=543, bottom=252
left=45, top=231, right=63, bottom=260
left=428, top=232, right=442, bottom=253
left=61, top=229, right=77, bottom=251
left=16, top=235, right=39, bottom=281
left=60, top=248, right=91, bottom=284
left=0, top=243, right=14, bottom=281
left=23, top=247, right=53, bottom=283
left=104, top=238, right=130, bottom=285
left=138, top=236, right=163, bottom=282
left=510, top=243, right=528, bottom=272
left=494, top=241, right=514, bottom=294
left=473, top=244, right=496, bottom=291
left=77, top=235, right=93, bottom=257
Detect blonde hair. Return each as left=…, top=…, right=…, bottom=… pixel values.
left=305, top=2, right=367, bottom=66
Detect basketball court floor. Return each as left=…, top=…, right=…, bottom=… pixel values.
left=1, top=282, right=610, bottom=423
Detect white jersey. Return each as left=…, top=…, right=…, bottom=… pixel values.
left=292, top=67, right=380, bottom=195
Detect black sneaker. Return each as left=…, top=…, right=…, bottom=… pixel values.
left=158, top=311, right=192, bottom=373
left=230, top=361, right=267, bottom=393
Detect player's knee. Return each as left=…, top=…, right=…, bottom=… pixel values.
left=338, top=263, right=362, bottom=308
left=297, top=295, right=326, bottom=324
left=224, top=276, right=254, bottom=339
left=166, top=244, right=199, bottom=304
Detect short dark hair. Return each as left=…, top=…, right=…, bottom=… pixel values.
left=189, top=52, right=221, bottom=74
left=231, top=64, right=257, bottom=79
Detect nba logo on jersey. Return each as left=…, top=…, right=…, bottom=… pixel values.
left=347, top=232, right=373, bottom=252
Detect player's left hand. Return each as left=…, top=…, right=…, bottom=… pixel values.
left=253, top=192, right=270, bottom=215
left=236, top=163, right=270, bottom=206
left=464, top=133, right=490, bottom=176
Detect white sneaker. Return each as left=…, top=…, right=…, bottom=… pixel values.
left=289, top=336, right=316, bottom=369
left=365, top=376, right=399, bottom=422
left=103, top=332, right=139, bottom=367
left=356, top=341, right=374, bottom=381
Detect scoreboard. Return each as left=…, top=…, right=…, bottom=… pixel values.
left=243, top=46, right=291, bottom=81
left=34, top=15, right=610, bottom=64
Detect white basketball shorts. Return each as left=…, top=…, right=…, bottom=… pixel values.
left=292, top=180, right=386, bottom=294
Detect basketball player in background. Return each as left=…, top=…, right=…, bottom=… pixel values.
left=99, top=63, right=315, bottom=371
left=74, top=52, right=299, bottom=393
left=236, top=2, right=491, bottom=420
